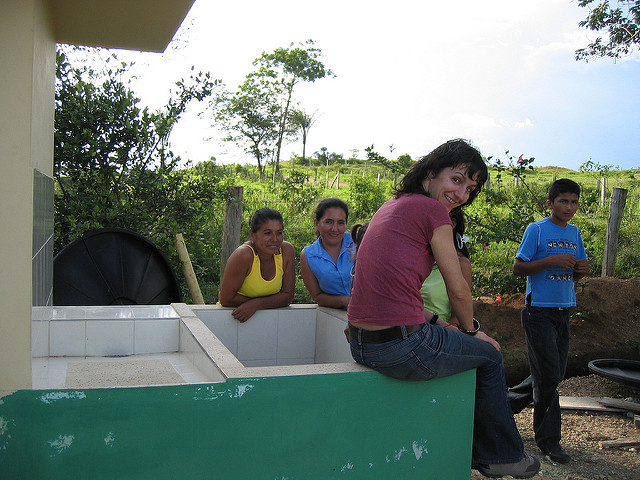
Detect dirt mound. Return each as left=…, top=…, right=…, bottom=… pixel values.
left=476, top=277, right=640, bottom=386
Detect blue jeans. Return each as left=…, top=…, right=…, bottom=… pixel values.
left=349, top=323, right=525, bottom=464
left=522, top=306, right=570, bottom=451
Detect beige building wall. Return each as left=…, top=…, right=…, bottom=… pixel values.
left=0, top=0, right=194, bottom=393
left=0, top=0, right=55, bottom=391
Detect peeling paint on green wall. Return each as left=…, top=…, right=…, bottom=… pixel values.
left=0, top=370, right=475, bottom=479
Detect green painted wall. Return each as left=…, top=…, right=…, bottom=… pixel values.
left=0, top=370, right=475, bottom=479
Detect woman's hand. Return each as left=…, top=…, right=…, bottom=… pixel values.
left=231, top=301, right=259, bottom=323
left=475, top=330, right=501, bottom=351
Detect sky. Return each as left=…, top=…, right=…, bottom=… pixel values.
left=116, top=0, right=639, bottom=171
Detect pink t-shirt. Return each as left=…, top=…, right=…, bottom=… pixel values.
left=347, top=194, right=452, bottom=326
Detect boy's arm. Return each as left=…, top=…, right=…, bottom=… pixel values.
left=573, top=258, right=589, bottom=282
left=512, top=254, right=581, bottom=277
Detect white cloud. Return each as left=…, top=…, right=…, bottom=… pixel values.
left=514, top=118, right=533, bottom=129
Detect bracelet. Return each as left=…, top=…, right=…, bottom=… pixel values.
left=459, top=318, right=480, bottom=336
left=429, top=313, right=439, bottom=325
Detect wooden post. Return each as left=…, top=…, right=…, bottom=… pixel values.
left=599, top=177, right=607, bottom=207
left=601, top=187, right=627, bottom=277
left=337, top=170, right=340, bottom=190
left=514, top=176, right=519, bottom=187
left=485, top=171, right=490, bottom=190
left=221, top=186, right=243, bottom=280
left=175, top=233, right=205, bottom=304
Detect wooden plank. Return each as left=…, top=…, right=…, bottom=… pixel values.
left=559, top=396, right=626, bottom=412
left=599, top=437, right=640, bottom=449
left=598, top=397, right=640, bottom=413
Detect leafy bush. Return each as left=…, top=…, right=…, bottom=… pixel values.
left=347, top=174, right=390, bottom=222
left=470, top=241, right=526, bottom=296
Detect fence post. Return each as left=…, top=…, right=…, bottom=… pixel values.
left=485, top=171, right=490, bottom=190
left=600, top=177, right=607, bottom=207
left=221, top=186, right=243, bottom=280
left=601, top=187, right=627, bottom=277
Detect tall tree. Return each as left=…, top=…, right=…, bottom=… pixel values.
left=213, top=74, right=280, bottom=177
left=252, top=40, right=334, bottom=173
left=576, top=0, right=640, bottom=60
left=290, top=109, right=318, bottom=166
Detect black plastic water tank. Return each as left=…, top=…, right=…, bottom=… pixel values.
left=588, top=359, right=640, bottom=388
left=53, top=228, right=182, bottom=305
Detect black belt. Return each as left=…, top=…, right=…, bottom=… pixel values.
left=349, top=323, right=425, bottom=343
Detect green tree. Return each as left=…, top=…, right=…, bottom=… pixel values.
left=576, top=0, right=640, bottom=60
left=252, top=40, right=334, bottom=173
left=213, top=74, right=280, bottom=177
left=397, top=153, right=414, bottom=171
left=313, top=147, right=343, bottom=166
left=290, top=109, right=318, bottom=166
left=364, top=145, right=405, bottom=174
left=54, top=46, right=222, bottom=258
left=579, top=159, right=617, bottom=177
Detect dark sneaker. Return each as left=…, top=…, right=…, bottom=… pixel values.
left=542, top=444, right=571, bottom=464
left=477, top=453, right=540, bottom=478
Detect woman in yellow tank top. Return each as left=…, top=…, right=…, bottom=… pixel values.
left=219, top=208, right=295, bottom=322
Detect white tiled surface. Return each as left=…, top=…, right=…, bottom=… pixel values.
left=31, top=353, right=212, bottom=389
left=276, top=308, right=316, bottom=361
left=237, top=310, right=279, bottom=362
left=31, top=320, right=49, bottom=357
left=315, top=308, right=352, bottom=364
left=32, top=306, right=181, bottom=359
left=32, top=305, right=179, bottom=320
left=31, top=304, right=360, bottom=389
left=86, top=320, right=134, bottom=356
left=194, top=305, right=337, bottom=368
left=135, top=319, right=179, bottom=354
left=50, top=320, right=86, bottom=356
left=198, top=309, right=238, bottom=356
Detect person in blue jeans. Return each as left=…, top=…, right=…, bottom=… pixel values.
left=348, top=139, right=539, bottom=479
left=512, top=178, right=589, bottom=464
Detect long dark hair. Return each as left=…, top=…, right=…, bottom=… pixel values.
left=393, top=139, right=488, bottom=208
left=350, top=222, right=369, bottom=248
left=313, top=198, right=349, bottom=238
left=249, top=208, right=283, bottom=232
left=314, top=197, right=349, bottom=222
left=450, top=209, right=469, bottom=259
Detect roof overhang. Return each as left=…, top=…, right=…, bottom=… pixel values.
left=50, top=0, right=196, bottom=52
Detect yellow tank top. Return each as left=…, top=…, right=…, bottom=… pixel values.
left=237, top=244, right=284, bottom=298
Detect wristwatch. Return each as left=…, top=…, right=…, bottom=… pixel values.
left=429, top=313, right=439, bottom=325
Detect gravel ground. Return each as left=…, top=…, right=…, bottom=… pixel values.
left=471, top=374, right=640, bottom=480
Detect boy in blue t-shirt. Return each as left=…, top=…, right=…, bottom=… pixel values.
left=512, top=179, right=589, bottom=464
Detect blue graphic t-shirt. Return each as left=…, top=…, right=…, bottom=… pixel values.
left=515, top=217, right=587, bottom=307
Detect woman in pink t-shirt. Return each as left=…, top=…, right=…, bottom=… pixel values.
left=347, top=139, right=539, bottom=479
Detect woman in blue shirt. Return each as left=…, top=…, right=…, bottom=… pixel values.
left=300, top=198, right=355, bottom=309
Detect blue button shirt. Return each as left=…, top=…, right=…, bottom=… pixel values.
left=303, top=232, right=355, bottom=296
